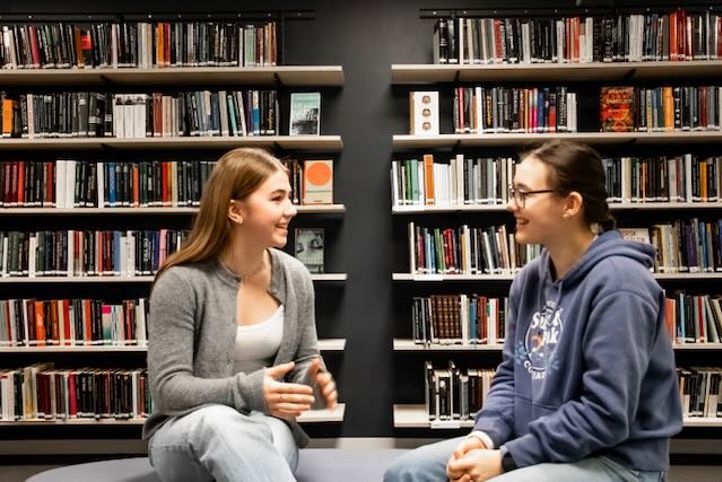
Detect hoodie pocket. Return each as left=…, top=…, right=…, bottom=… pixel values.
left=513, top=394, right=558, bottom=436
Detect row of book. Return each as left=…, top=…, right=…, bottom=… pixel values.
left=0, top=160, right=215, bottom=208
left=603, top=155, right=722, bottom=204
left=0, top=229, right=187, bottom=277
left=0, top=298, right=148, bottom=347
left=425, top=361, right=494, bottom=421
left=666, top=292, right=722, bottom=345
left=624, top=220, right=722, bottom=273
left=601, top=86, right=722, bottom=133
left=678, top=367, right=721, bottom=419
left=0, top=21, right=278, bottom=69
left=0, top=89, right=279, bottom=139
left=407, top=222, right=541, bottom=275
left=453, top=86, right=578, bottom=134
left=433, top=10, right=722, bottom=65
left=391, top=155, right=514, bottom=207
left=0, top=364, right=151, bottom=421
left=413, top=295, right=508, bottom=346
left=422, top=362, right=722, bottom=422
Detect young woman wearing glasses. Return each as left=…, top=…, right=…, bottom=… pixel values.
left=384, top=139, right=682, bottom=482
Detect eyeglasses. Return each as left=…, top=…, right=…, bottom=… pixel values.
left=508, top=185, right=556, bottom=208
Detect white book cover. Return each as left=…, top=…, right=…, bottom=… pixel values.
left=55, top=160, right=66, bottom=209
left=408, top=221, right=416, bottom=274
left=409, top=91, right=439, bottom=136
left=67, top=160, right=77, bottom=208
left=460, top=295, right=469, bottom=343
left=391, top=163, right=400, bottom=207
left=97, top=162, right=105, bottom=208
left=236, top=91, right=248, bottom=136
left=28, top=234, right=36, bottom=277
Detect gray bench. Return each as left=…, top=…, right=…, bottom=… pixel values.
left=26, top=449, right=408, bottom=482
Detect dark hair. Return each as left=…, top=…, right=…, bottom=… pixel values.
left=520, top=139, right=616, bottom=232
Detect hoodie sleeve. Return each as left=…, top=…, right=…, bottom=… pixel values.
left=472, top=283, right=519, bottom=447
left=503, top=289, right=660, bottom=467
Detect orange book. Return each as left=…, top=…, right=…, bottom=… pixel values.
left=700, top=161, right=708, bottom=201
left=2, top=98, right=14, bottom=137
left=73, top=27, right=84, bottom=67
left=423, top=154, right=435, bottom=205
left=156, top=24, right=164, bottom=67
left=663, top=87, right=674, bottom=130
left=35, top=301, right=46, bottom=347
left=132, top=163, right=140, bottom=207
left=664, top=298, right=676, bottom=341
left=83, top=299, right=92, bottom=344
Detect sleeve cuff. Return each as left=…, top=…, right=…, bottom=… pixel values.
left=467, top=430, right=495, bottom=449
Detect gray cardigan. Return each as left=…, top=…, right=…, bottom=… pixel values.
left=142, top=248, right=324, bottom=447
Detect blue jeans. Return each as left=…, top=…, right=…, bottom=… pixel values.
left=148, top=404, right=298, bottom=482
left=384, top=436, right=666, bottom=482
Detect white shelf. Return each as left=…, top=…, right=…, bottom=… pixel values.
left=392, top=132, right=722, bottom=149
left=392, top=202, right=722, bottom=214
left=0, top=403, right=346, bottom=426
left=394, top=339, right=503, bottom=351
left=672, top=343, right=722, bottom=350
left=0, top=204, right=347, bottom=215
left=393, top=273, right=516, bottom=281
left=391, top=61, right=722, bottom=84
left=393, top=404, right=722, bottom=429
left=0, top=274, right=347, bottom=283
left=0, top=338, right=346, bottom=353
left=0, top=66, right=345, bottom=87
left=0, top=136, right=343, bottom=152
left=393, top=273, right=722, bottom=282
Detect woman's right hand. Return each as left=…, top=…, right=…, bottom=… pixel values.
left=447, top=436, right=486, bottom=481
left=264, top=362, right=315, bottom=420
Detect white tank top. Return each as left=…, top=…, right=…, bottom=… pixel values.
left=232, top=305, right=284, bottom=375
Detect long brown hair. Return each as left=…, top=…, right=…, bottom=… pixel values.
left=155, top=147, right=286, bottom=282
left=520, top=139, right=616, bottom=232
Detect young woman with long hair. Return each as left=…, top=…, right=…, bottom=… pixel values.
left=143, top=147, right=338, bottom=482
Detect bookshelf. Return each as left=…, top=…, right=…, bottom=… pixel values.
left=393, top=202, right=722, bottom=214
left=390, top=9, right=722, bottom=436
left=391, top=61, right=722, bottom=83
left=392, top=132, right=722, bottom=149
left=0, top=66, right=345, bottom=87
left=392, top=404, right=722, bottom=429
left=0, top=136, right=344, bottom=152
left=393, top=339, right=722, bottom=352
left=0, top=205, right=347, bottom=215
left=0, top=403, right=346, bottom=426
left=0, top=14, right=348, bottom=433
left=0, top=274, right=348, bottom=283
left=0, top=338, right=347, bottom=353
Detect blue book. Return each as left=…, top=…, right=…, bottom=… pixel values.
left=108, top=162, right=116, bottom=207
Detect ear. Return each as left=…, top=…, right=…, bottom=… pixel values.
left=562, top=191, right=584, bottom=220
left=227, top=199, right=246, bottom=225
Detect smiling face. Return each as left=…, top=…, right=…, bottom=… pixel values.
left=233, top=169, right=297, bottom=249
left=506, top=155, right=566, bottom=246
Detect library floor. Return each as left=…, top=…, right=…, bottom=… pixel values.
left=2, top=463, right=722, bottom=481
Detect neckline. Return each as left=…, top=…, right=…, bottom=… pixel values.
left=236, top=304, right=284, bottom=331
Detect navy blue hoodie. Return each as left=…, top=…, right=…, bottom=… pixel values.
left=473, top=230, right=683, bottom=470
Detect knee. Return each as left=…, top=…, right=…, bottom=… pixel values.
left=384, top=454, right=425, bottom=482
left=188, top=404, right=260, bottom=443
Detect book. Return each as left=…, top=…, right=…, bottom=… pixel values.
left=600, top=86, right=635, bottom=132
left=294, top=228, right=324, bottom=273
left=302, top=160, right=333, bottom=205
left=289, top=92, right=321, bottom=136
left=409, top=91, right=440, bottom=136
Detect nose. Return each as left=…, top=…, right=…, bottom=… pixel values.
left=506, top=196, right=518, bottom=213
left=284, top=200, right=297, bottom=218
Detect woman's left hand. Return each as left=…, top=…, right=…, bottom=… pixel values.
left=308, top=358, right=338, bottom=409
left=446, top=449, right=503, bottom=482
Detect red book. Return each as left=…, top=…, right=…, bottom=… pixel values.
left=68, top=372, right=77, bottom=417
left=61, top=299, right=71, bottom=345
left=697, top=297, right=706, bottom=343
left=132, top=163, right=140, bottom=207
left=600, top=87, right=635, bottom=132
left=161, top=162, right=169, bottom=206
left=16, top=161, right=24, bottom=206
left=28, top=26, right=41, bottom=67
left=34, top=301, right=46, bottom=347
left=83, top=299, right=92, bottom=344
